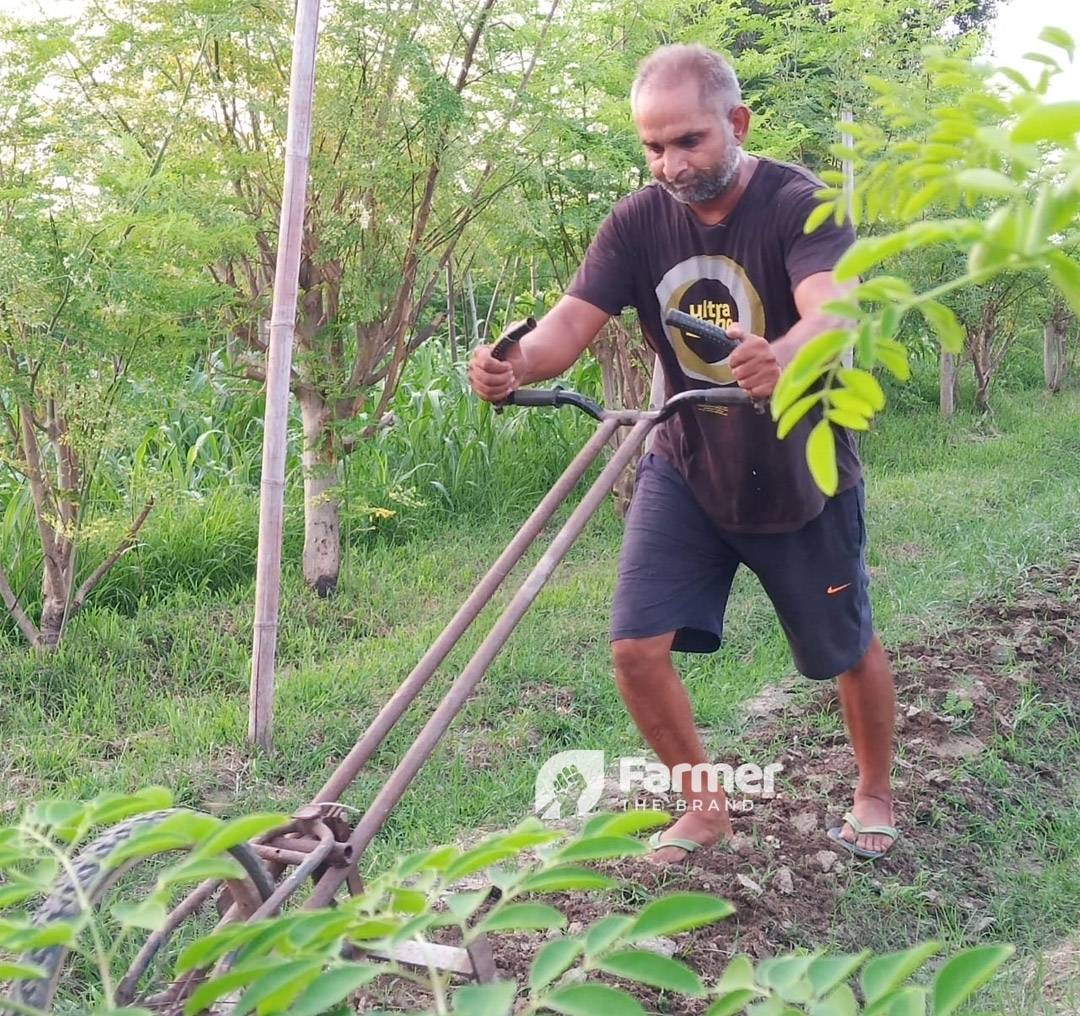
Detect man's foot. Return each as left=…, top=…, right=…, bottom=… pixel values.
left=647, top=807, right=732, bottom=866
left=832, top=792, right=897, bottom=856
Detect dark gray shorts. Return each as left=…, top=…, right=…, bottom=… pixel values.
left=610, top=453, right=873, bottom=680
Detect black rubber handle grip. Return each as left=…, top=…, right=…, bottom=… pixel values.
left=503, top=388, right=560, bottom=408
left=491, top=317, right=537, bottom=361
left=665, top=309, right=738, bottom=359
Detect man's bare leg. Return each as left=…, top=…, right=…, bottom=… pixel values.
left=612, top=633, right=733, bottom=864
left=836, top=635, right=896, bottom=854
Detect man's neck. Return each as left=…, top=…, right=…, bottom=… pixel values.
left=686, top=152, right=758, bottom=226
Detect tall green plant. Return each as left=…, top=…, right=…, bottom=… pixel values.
left=0, top=11, right=232, bottom=648
left=0, top=792, right=1015, bottom=1016
left=774, top=27, right=1080, bottom=491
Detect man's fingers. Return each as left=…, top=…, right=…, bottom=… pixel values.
left=468, top=345, right=518, bottom=402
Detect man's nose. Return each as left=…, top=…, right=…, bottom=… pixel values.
left=661, top=151, right=688, bottom=180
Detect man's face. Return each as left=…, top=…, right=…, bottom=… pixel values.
left=633, top=80, right=744, bottom=205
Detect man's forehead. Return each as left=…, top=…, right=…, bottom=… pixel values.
left=633, top=81, right=718, bottom=138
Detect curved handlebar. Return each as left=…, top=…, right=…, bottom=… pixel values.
left=664, top=309, right=738, bottom=359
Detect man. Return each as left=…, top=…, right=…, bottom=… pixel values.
left=469, top=44, right=898, bottom=864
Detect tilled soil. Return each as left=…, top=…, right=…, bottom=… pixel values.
left=358, top=555, right=1079, bottom=1012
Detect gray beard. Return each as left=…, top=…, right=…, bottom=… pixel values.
left=660, top=146, right=741, bottom=205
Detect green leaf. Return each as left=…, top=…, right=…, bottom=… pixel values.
left=1047, top=251, right=1080, bottom=317
left=232, top=958, right=323, bottom=1016
left=837, top=369, right=885, bottom=411
left=809, top=983, right=857, bottom=1016
left=828, top=388, right=874, bottom=418
left=112, top=896, right=168, bottom=932
left=834, top=235, right=909, bottom=281
left=182, top=960, right=279, bottom=1015
left=853, top=276, right=913, bottom=302
left=518, top=866, right=616, bottom=894
left=953, top=169, right=1019, bottom=196
left=860, top=942, right=940, bottom=1006
left=445, top=890, right=489, bottom=922
left=882, top=985, right=926, bottom=1016
left=777, top=393, right=822, bottom=439
left=806, top=419, right=838, bottom=496
left=875, top=339, right=910, bottom=382
left=1011, top=102, right=1080, bottom=144
left=388, top=887, right=427, bottom=914
left=160, top=855, right=245, bottom=888
left=530, top=937, right=584, bottom=992
left=717, top=954, right=757, bottom=992
left=627, top=893, right=734, bottom=942
left=546, top=983, right=647, bottom=1016
left=598, top=949, right=705, bottom=996
left=191, top=813, right=288, bottom=860
left=105, top=830, right=194, bottom=869
left=585, top=915, right=634, bottom=957
left=918, top=300, right=964, bottom=354
left=707, top=989, right=759, bottom=1016
left=176, top=923, right=260, bottom=974
left=88, top=789, right=173, bottom=830
left=270, top=963, right=380, bottom=1014
left=554, top=836, right=646, bottom=863
left=932, top=944, right=1014, bottom=1016
left=580, top=810, right=668, bottom=838
left=398, top=845, right=459, bottom=878
left=807, top=952, right=870, bottom=997
left=804, top=200, right=836, bottom=234
left=757, top=953, right=817, bottom=993
left=772, top=330, right=851, bottom=418
left=450, top=980, right=516, bottom=1016
left=0, top=960, right=47, bottom=980
left=475, top=902, right=566, bottom=934
left=1038, top=26, right=1076, bottom=61
left=444, top=845, right=520, bottom=881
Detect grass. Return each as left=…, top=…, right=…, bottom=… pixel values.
left=1, top=353, right=1079, bottom=1011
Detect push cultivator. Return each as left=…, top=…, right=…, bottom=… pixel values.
left=4, top=311, right=755, bottom=1013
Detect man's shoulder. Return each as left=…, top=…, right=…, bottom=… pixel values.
left=609, top=182, right=674, bottom=228
left=754, top=156, right=829, bottom=201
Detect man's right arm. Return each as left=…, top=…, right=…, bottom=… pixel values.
left=467, top=295, right=610, bottom=403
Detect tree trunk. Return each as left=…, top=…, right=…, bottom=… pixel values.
left=1044, top=300, right=1069, bottom=393
left=37, top=551, right=71, bottom=648
left=939, top=350, right=956, bottom=418
left=593, top=318, right=650, bottom=516
left=299, top=391, right=341, bottom=596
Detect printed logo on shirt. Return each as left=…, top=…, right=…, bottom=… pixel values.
left=655, top=255, right=766, bottom=386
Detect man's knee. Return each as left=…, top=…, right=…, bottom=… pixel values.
left=612, top=633, right=674, bottom=685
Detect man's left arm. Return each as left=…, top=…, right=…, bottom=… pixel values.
left=727, top=271, right=855, bottom=400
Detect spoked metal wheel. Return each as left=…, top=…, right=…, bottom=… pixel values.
left=2, top=809, right=274, bottom=1016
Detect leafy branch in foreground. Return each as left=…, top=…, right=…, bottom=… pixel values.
left=776, top=25, right=1080, bottom=493
left=1, top=792, right=1013, bottom=1015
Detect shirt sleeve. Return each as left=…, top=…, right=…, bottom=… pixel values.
left=783, top=183, right=856, bottom=289
left=565, top=204, right=636, bottom=316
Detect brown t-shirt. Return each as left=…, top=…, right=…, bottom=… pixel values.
left=567, top=156, right=861, bottom=533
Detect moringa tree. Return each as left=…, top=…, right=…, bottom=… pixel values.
left=0, top=11, right=229, bottom=648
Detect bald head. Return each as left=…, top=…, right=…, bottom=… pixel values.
left=631, top=44, right=742, bottom=117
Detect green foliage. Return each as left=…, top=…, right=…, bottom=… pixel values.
left=790, top=26, right=1080, bottom=491
left=0, top=792, right=1016, bottom=1015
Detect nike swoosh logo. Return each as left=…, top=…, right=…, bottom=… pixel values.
left=827, top=583, right=852, bottom=595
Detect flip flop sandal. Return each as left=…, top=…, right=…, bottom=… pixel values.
left=648, top=830, right=705, bottom=856
left=826, top=810, right=900, bottom=861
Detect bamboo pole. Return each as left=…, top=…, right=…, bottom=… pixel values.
left=249, top=0, right=322, bottom=751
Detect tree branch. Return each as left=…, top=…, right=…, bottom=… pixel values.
left=69, top=498, right=154, bottom=618
left=0, top=561, right=41, bottom=647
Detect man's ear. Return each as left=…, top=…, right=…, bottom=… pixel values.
left=730, top=105, right=751, bottom=144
